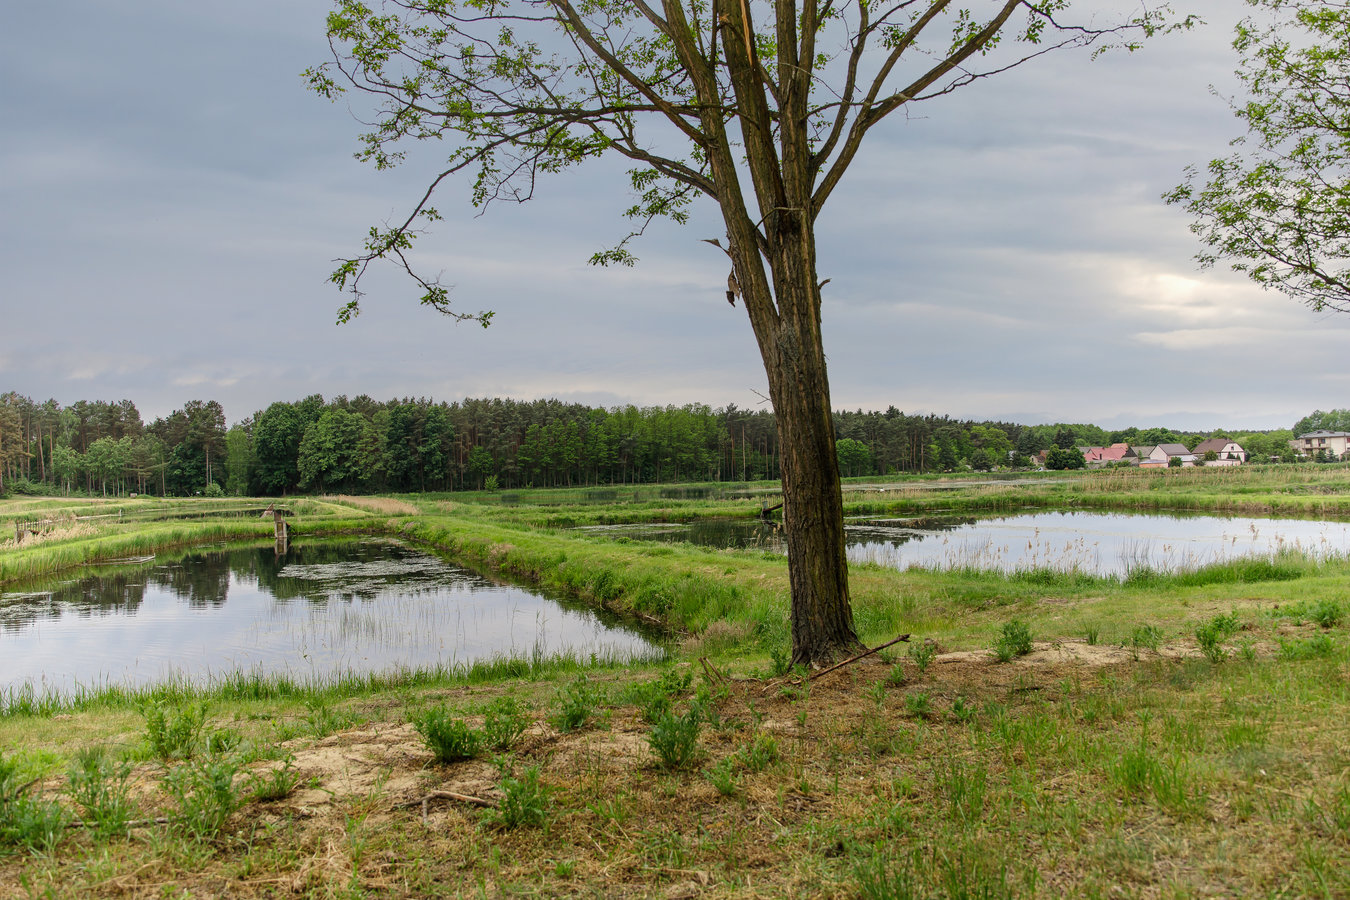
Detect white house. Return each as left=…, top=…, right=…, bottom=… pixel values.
left=1192, top=438, right=1247, bottom=466
left=1136, top=443, right=1198, bottom=467
left=1291, top=431, right=1350, bottom=459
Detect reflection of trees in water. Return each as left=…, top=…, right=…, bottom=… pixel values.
left=670, top=516, right=974, bottom=552
left=0, top=538, right=625, bottom=636
left=684, top=519, right=783, bottom=550
left=149, top=551, right=232, bottom=609
left=845, top=517, right=974, bottom=549
left=0, top=571, right=149, bottom=631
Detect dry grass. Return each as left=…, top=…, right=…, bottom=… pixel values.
left=0, top=521, right=97, bottom=551
left=325, top=495, right=421, bottom=516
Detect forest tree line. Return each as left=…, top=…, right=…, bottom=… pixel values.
left=0, top=391, right=1310, bottom=497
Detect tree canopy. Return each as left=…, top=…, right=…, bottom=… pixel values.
left=308, top=0, right=1189, bottom=665
left=1167, top=0, right=1350, bottom=312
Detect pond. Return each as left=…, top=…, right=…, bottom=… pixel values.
left=0, top=539, right=659, bottom=698
left=578, top=510, right=1350, bottom=577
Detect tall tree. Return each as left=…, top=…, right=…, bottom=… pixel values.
left=1167, top=0, right=1350, bottom=312
left=310, top=0, right=1184, bottom=663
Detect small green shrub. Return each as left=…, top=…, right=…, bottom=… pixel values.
left=143, top=701, right=210, bottom=761
left=1210, top=612, right=1242, bottom=639
left=1311, top=598, right=1345, bottom=629
left=0, top=794, right=70, bottom=853
left=164, top=757, right=241, bottom=841
left=648, top=705, right=703, bottom=771
left=1131, top=624, right=1164, bottom=653
left=993, top=620, right=1033, bottom=662
left=305, top=699, right=363, bottom=737
left=738, top=733, right=779, bottom=773
left=414, top=708, right=481, bottom=763
left=249, top=760, right=301, bottom=803
left=550, top=674, right=602, bottom=733
left=481, top=697, right=531, bottom=752
left=905, top=691, right=932, bottom=720
left=628, top=669, right=693, bottom=723
left=950, top=696, right=976, bottom=724
left=705, top=758, right=739, bottom=796
left=67, top=748, right=136, bottom=838
left=205, top=728, right=242, bottom=757
left=494, top=766, right=550, bottom=829
left=1195, top=617, right=1235, bottom=664
left=908, top=640, right=937, bottom=674
left=1, top=752, right=69, bottom=851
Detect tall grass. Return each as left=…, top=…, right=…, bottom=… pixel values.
left=0, top=516, right=382, bottom=586
left=0, top=647, right=667, bottom=719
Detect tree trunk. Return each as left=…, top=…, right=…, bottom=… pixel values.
left=769, top=346, right=861, bottom=667
left=743, top=212, right=863, bottom=667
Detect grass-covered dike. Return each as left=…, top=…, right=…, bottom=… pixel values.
left=2, top=469, right=1350, bottom=897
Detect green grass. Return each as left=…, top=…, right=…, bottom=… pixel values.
left=5, top=475, right=1350, bottom=894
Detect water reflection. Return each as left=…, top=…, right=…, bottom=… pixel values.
left=582, top=510, right=1350, bottom=577
left=0, top=539, right=657, bottom=696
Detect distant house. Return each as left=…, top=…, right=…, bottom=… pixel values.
left=1291, top=431, right=1350, bottom=459
left=1192, top=438, right=1247, bottom=466
left=1136, top=443, right=1198, bottom=467
left=1082, top=443, right=1137, bottom=467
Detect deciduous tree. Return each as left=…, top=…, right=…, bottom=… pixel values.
left=1167, top=0, right=1350, bottom=312
left=310, top=0, right=1186, bottom=664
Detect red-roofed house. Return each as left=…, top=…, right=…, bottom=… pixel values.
left=1082, top=443, right=1137, bottom=467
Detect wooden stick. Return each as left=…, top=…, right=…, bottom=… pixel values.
left=397, top=790, right=497, bottom=810
left=699, top=657, right=727, bottom=687
left=809, top=633, right=911, bottom=682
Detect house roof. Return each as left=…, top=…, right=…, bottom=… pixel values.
left=1156, top=443, right=1192, bottom=456
left=1296, top=431, right=1350, bottom=440
left=1084, top=443, right=1135, bottom=462
left=1193, top=438, right=1242, bottom=454
left=1132, top=445, right=1157, bottom=458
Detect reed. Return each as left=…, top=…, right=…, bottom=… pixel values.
left=324, top=494, right=421, bottom=516
left=0, top=647, right=666, bottom=719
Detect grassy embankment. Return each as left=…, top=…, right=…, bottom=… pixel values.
left=1, top=469, right=1350, bottom=896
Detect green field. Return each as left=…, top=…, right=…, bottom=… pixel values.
left=2, top=468, right=1349, bottom=897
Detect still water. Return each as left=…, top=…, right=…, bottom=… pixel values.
left=580, top=510, right=1350, bottom=577
left=0, top=539, right=658, bottom=696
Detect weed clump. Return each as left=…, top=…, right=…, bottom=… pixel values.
left=493, top=766, right=550, bottom=829
left=647, top=704, right=702, bottom=770
left=1131, top=624, right=1164, bottom=654
left=163, top=757, right=242, bottom=841
left=67, top=748, right=136, bottom=838
left=1, top=752, right=69, bottom=853
left=992, top=620, right=1033, bottom=662
left=550, top=674, right=603, bottom=733
left=414, top=708, right=481, bottom=763
left=1311, top=598, right=1345, bottom=629
left=908, top=640, right=937, bottom=674
left=481, top=696, right=532, bottom=752
left=143, top=701, right=210, bottom=761
left=1196, top=612, right=1242, bottom=664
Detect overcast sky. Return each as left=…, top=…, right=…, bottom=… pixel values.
left=2, top=1, right=1339, bottom=433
